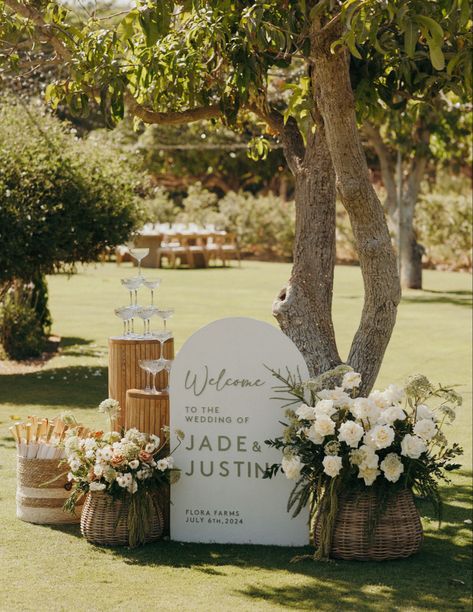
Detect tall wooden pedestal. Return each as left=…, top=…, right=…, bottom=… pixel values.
left=125, top=389, right=171, bottom=535
left=108, top=337, right=174, bottom=427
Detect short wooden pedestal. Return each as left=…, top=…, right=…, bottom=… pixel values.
left=108, top=337, right=174, bottom=427
left=125, top=389, right=169, bottom=436
left=125, top=388, right=170, bottom=535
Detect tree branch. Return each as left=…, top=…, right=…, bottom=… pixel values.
left=4, top=0, right=72, bottom=61
left=123, top=92, right=221, bottom=125
left=249, top=104, right=305, bottom=174
left=363, top=121, right=397, bottom=220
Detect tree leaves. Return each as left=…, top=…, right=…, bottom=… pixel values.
left=414, top=15, right=445, bottom=71
left=404, top=20, right=417, bottom=59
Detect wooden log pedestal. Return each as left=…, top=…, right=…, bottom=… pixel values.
left=125, top=388, right=170, bottom=535
left=108, top=337, right=174, bottom=428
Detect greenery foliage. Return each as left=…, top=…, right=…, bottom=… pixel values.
left=139, top=181, right=471, bottom=268
left=417, top=177, right=472, bottom=270
left=0, top=283, right=46, bottom=360
left=0, top=101, right=142, bottom=285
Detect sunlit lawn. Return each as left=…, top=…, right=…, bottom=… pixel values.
left=0, top=261, right=471, bottom=611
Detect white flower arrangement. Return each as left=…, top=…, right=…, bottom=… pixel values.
left=264, top=367, right=463, bottom=559
left=63, top=427, right=179, bottom=504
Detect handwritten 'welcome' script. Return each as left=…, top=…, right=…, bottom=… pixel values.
left=185, top=366, right=265, bottom=397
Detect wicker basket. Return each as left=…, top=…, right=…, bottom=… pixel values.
left=16, top=456, right=82, bottom=524
left=80, top=491, right=163, bottom=547
left=314, top=488, right=423, bottom=561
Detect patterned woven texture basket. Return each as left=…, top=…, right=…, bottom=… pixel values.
left=314, top=488, right=423, bottom=561
left=80, top=491, right=163, bottom=546
left=16, top=457, right=82, bottom=525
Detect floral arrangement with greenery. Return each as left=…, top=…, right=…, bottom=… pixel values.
left=63, top=399, right=183, bottom=546
left=264, top=367, right=463, bottom=560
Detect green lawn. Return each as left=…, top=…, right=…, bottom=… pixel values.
left=0, top=261, right=471, bottom=611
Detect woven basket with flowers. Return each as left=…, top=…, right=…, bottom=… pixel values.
left=264, top=368, right=462, bottom=561
left=62, top=399, right=183, bottom=547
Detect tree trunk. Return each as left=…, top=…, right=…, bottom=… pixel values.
left=399, top=155, right=427, bottom=289
left=311, top=26, right=401, bottom=394
left=273, top=125, right=341, bottom=376
left=363, top=122, right=398, bottom=234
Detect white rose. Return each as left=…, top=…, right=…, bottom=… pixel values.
left=383, top=383, right=405, bottom=404
left=417, top=404, right=435, bottom=421
left=358, top=444, right=379, bottom=469
left=313, top=414, right=336, bottom=437
left=342, top=371, right=362, bottom=390
left=89, top=481, right=106, bottom=492
left=306, top=425, right=324, bottom=445
left=380, top=453, right=404, bottom=483
left=401, top=434, right=427, bottom=459
left=413, top=419, right=437, bottom=441
left=369, top=390, right=391, bottom=410
left=322, top=455, right=343, bottom=478
left=358, top=465, right=380, bottom=486
left=366, top=424, right=395, bottom=450
left=377, top=405, right=407, bottom=425
left=319, top=387, right=352, bottom=407
left=295, top=403, right=317, bottom=421
left=351, top=397, right=381, bottom=427
left=314, top=399, right=336, bottom=418
left=281, top=455, right=303, bottom=480
left=338, top=421, right=364, bottom=448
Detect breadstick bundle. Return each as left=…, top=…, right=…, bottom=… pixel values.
left=10, top=416, right=90, bottom=460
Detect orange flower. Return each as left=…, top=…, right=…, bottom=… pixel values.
left=139, top=451, right=153, bottom=463
left=94, top=430, right=104, bottom=439
left=111, top=454, right=126, bottom=467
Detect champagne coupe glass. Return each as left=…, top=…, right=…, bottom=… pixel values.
left=154, top=329, right=173, bottom=359
left=157, top=308, right=174, bottom=330
left=128, top=247, right=149, bottom=276
left=136, top=306, right=156, bottom=337
left=139, top=359, right=152, bottom=392
left=115, top=306, right=134, bottom=338
left=143, top=278, right=161, bottom=305
left=146, top=359, right=165, bottom=394
left=121, top=276, right=143, bottom=306
left=159, top=358, right=173, bottom=392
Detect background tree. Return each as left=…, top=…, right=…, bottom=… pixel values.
left=0, top=0, right=470, bottom=391
left=364, top=97, right=472, bottom=289
left=0, top=100, right=142, bottom=357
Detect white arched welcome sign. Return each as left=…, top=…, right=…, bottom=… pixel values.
left=170, top=317, right=310, bottom=545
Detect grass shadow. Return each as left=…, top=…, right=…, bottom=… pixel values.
left=0, top=366, right=108, bottom=408
left=401, top=289, right=472, bottom=308
left=23, top=477, right=471, bottom=611
left=59, top=337, right=107, bottom=359
left=86, top=479, right=471, bottom=611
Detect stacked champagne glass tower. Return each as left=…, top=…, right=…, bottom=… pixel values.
left=114, top=247, right=174, bottom=395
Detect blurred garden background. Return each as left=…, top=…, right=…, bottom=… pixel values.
left=0, top=1, right=472, bottom=610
